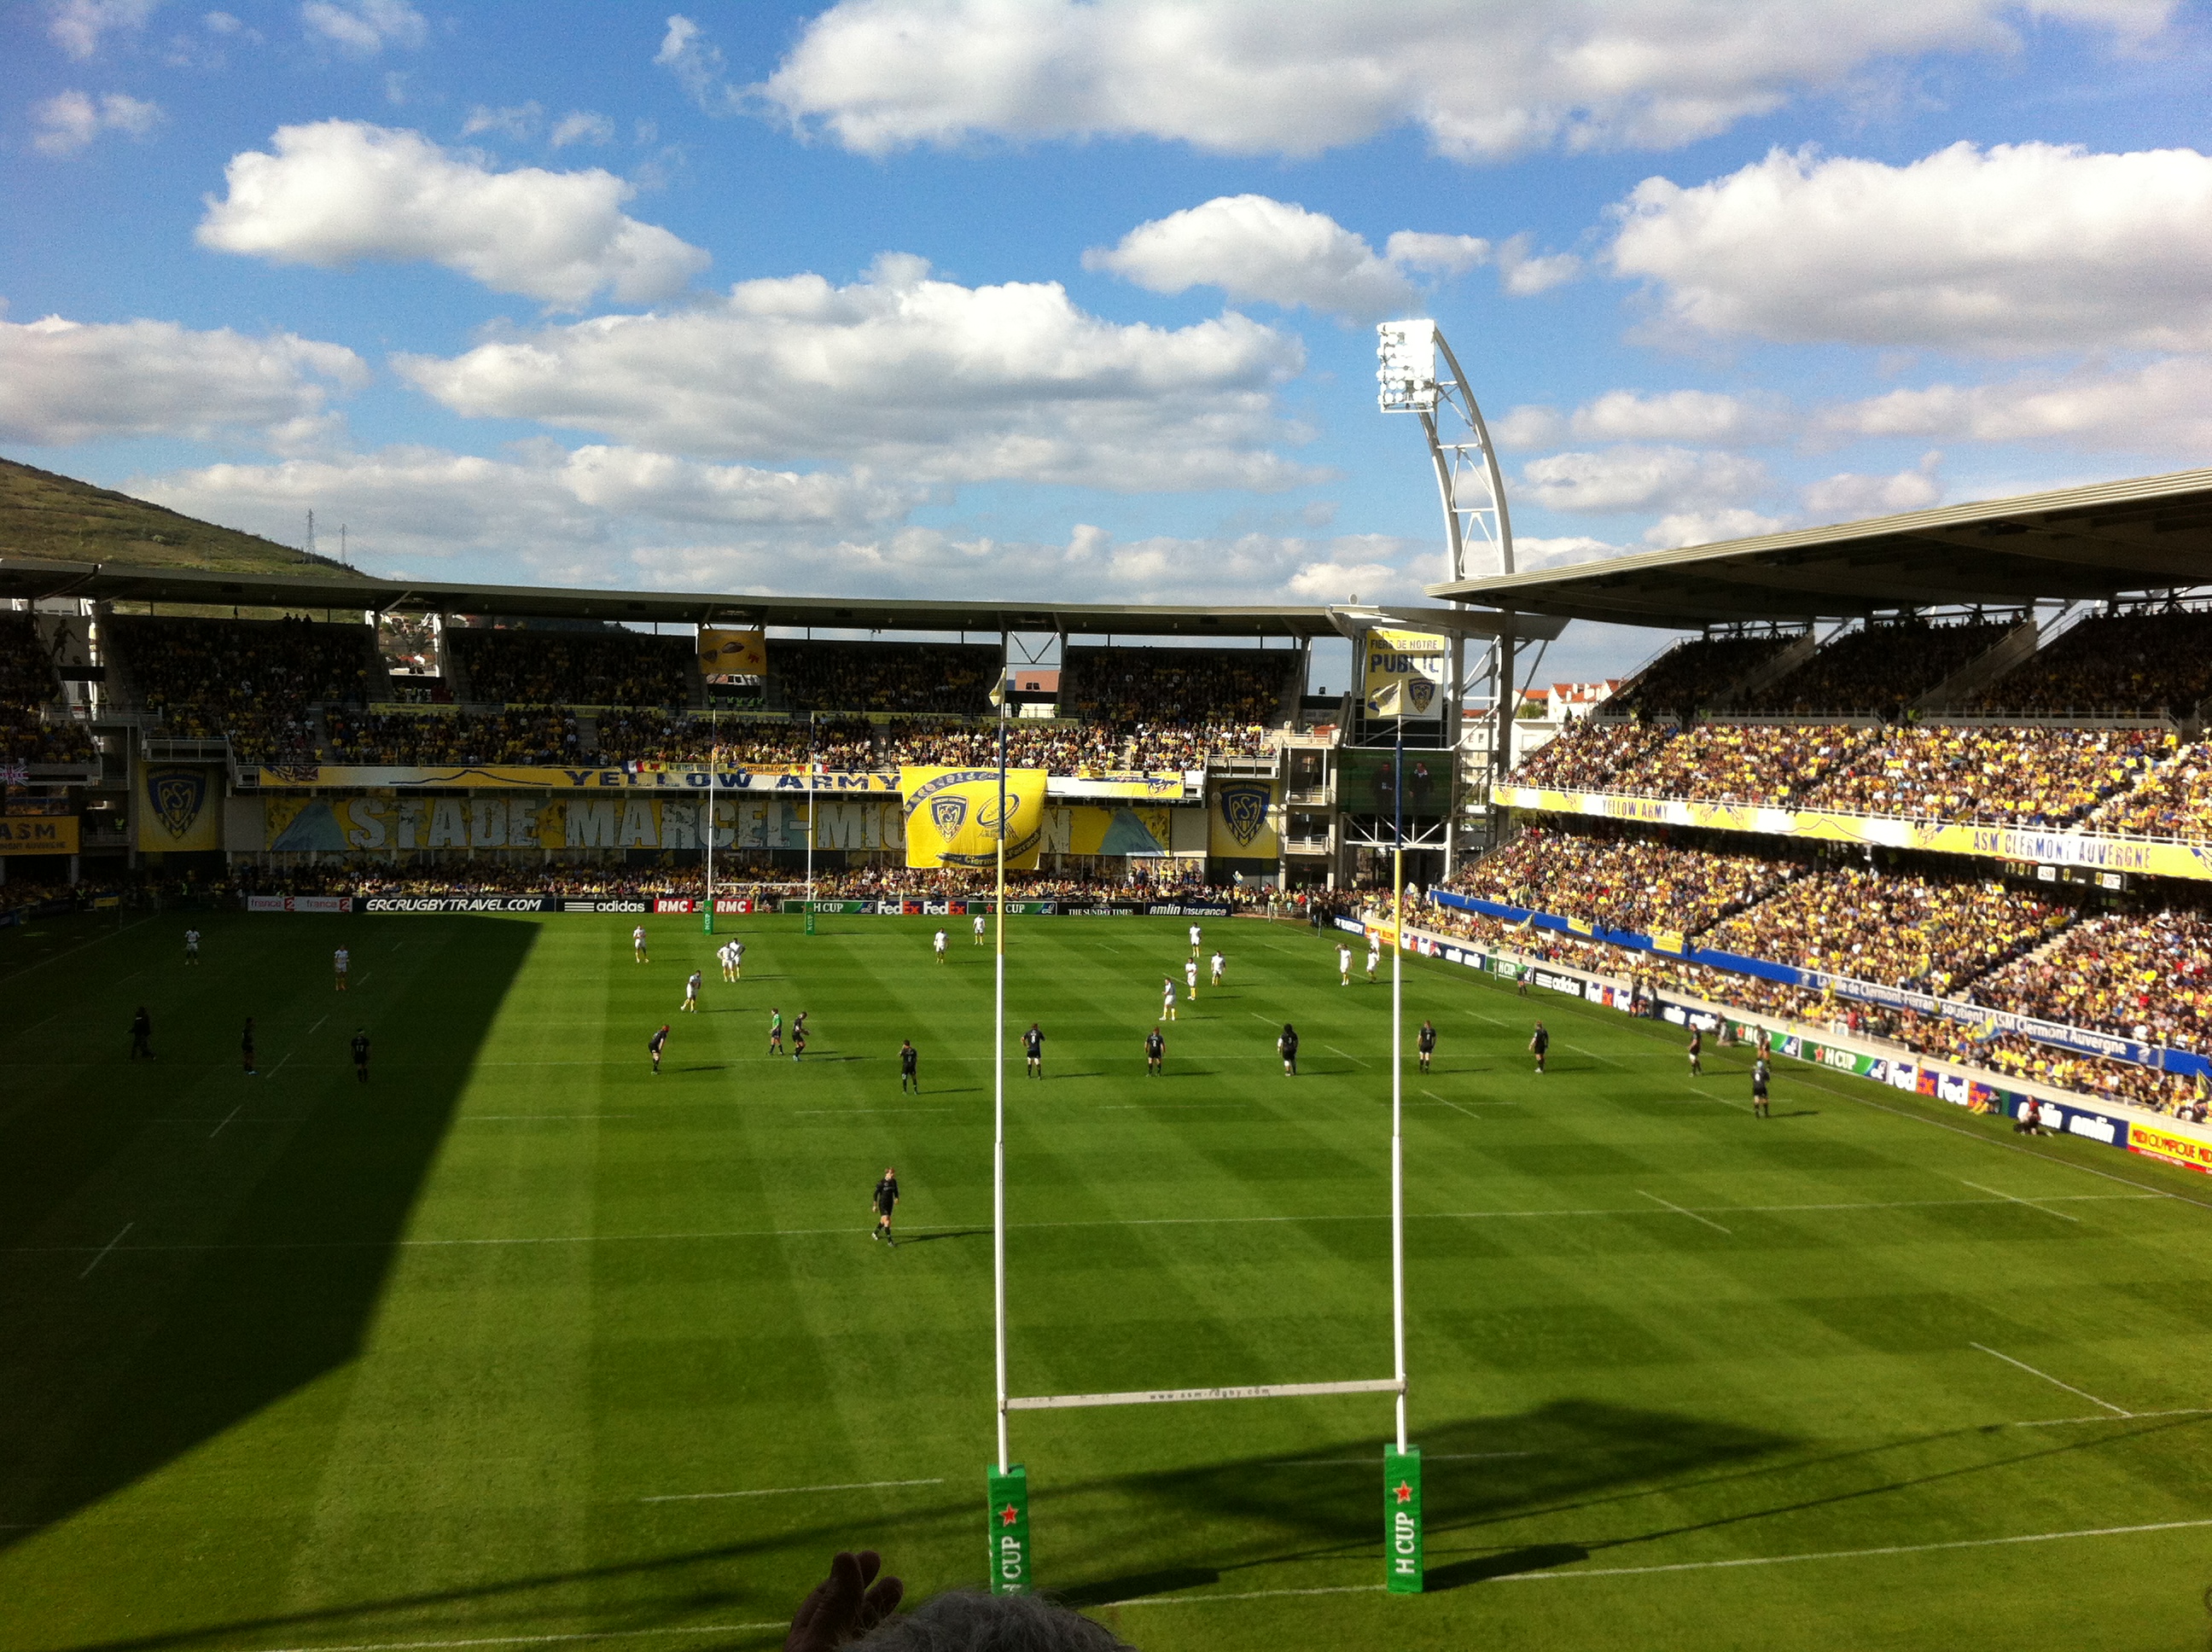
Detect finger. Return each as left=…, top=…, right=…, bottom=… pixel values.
left=856, top=1574, right=905, bottom=1633
left=853, top=1550, right=882, bottom=1587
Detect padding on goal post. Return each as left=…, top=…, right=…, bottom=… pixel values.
left=987, top=1463, right=1031, bottom=1596
left=1385, top=1446, right=1423, bottom=1592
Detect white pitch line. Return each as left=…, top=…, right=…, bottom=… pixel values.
left=307, top=1015, right=329, bottom=1037
left=9, top=1192, right=2163, bottom=1259
left=1325, top=1045, right=1370, bottom=1067
left=78, top=1222, right=132, bottom=1278
left=1971, top=1343, right=2132, bottom=1416
left=1422, top=1090, right=1484, bottom=1120
left=1637, top=1190, right=1732, bottom=1235
left=792, top=1108, right=952, bottom=1115
left=1281, top=1450, right=1539, bottom=1466
left=1563, top=1042, right=1626, bottom=1069
left=209, top=1104, right=244, bottom=1138
left=1959, top=1178, right=2079, bottom=1223
left=1118, top=1516, right=2212, bottom=1604
left=236, top=1625, right=789, bottom=1652
left=642, top=1475, right=944, bottom=1503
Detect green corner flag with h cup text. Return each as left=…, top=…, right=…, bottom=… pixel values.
left=988, top=1463, right=1031, bottom=1595
left=1385, top=1446, right=1423, bottom=1592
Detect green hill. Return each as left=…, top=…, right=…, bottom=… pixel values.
left=0, top=455, right=364, bottom=579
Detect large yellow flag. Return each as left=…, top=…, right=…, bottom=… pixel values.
left=900, top=766, right=1049, bottom=869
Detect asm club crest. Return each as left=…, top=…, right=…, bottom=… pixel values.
left=148, top=769, right=207, bottom=840
left=1406, top=677, right=1435, bottom=715
left=1219, top=783, right=1270, bottom=847
left=931, top=795, right=969, bottom=839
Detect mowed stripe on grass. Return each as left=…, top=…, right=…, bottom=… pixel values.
left=2, top=907, right=2209, bottom=1652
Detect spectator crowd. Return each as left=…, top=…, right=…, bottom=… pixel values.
left=446, top=625, right=696, bottom=707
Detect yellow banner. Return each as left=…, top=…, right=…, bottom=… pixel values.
left=0, top=816, right=79, bottom=855
left=1044, top=804, right=1171, bottom=857
left=263, top=794, right=903, bottom=853
left=240, top=763, right=899, bottom=791
left=699, top=627, right=767, bottom=677
left=138, top=766, right=223, bottom=852
left=2130, top=1121, right=2212, bottom=1175
left=1208, top=779, right=1279, bottom=858
left=899, top=766, right=1046, bottom=870
left=1363, top=627, right=1446, bottom=720
left=1491, top=783, right=2212, bottom=885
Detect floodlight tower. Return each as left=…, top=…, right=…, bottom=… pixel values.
left=1377, top=321, right=1521, bottom=852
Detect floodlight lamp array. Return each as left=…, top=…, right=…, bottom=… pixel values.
left=1376, top=320, right=1439, bottom=413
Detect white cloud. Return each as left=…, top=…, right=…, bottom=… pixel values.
left=1493, top=232, right=1580, bottom=296
left=655, top=14, right=742, bottom=114
left=1085, top=195, right=1566, bottom=318
left=1383, top=231, right=1491, bottom=276
left=1497, top=388, right=1793, bottom=450
left=758, top=1, right=2174, bottom=160
left=1085, top=195, right=1414, bottom=319
left=130, top=445, right=923, bottom=571
left=460, top=102, right=541, bottom=141
left=1802, top=453, right=1944, bottom=519
left=203, top=10, right=242, bottom=32
left=1643, top=509, right=1789, bottom=548
left=1610, top=141, right=2212, bottom=352
left=1519, top=445, right=1772, bottom=514
left=32, top=89, right=162, bottom=155
left=395, top=253, right=1318, bottom=492
left=0, top=314, right=366, bottom=445
left=1819, top=357, right=2212, bottom=451
left=299, top=0, right=424, bottom=56
left=1515, top=534, right=1624, bottom=570
left=48, top=0, right=161, bottom=60
left=196, top=120, right=711, bottom=307
left=550, top=110, right=616, bottom=148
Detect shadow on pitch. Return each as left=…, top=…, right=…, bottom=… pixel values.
left=898, top=1226, right=990, bottom=1246
left=0, top=912, right=535, bottom=1556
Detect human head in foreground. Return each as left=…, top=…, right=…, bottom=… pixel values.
left=787, top=1551, right=1136, bottom=1652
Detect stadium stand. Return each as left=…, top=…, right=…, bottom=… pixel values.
left=0, top=614, right=94, bottom=765
left=1505, top=719, right=1670, bottom=790
left=1966, top=605, right=2212, bottom=718
left=1606, top=722, right=1876, bottom=806
left=1448, top=823, right=1797, bottom=938
left=1608, top=630, right=1802, bottom=720
left=1797, top=725, right=2164, bottom=828
left=1740, top=615, right=2015, bottom=716
left=108, top=614, right=375, bottom=760
left=774, top=641, right=998, bottom=714
left=2088, top=740, right=2212, bottom=839
left=445, top=625, right=696, bottom=707
left=1968, top=905, right=2212, bottom=1055
left=323, top=708, right=582, bottom=765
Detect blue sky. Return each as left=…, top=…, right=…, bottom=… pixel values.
left=4, top=0, right=2210, bottom=683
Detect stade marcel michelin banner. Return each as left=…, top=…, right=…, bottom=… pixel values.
left=899, top=767, right=1048, bottom=870
left=263, top=794, right=906, bottom=853
left=1492, top=782, right=2212, bottom=885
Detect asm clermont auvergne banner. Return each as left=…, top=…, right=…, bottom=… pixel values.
left=1208, top=779, right=1280, bottom=858
left=138, top=765, right=223, bottom=852
left=899, top=767, right=1047, bottom=870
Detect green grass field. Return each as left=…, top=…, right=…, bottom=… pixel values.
left=4, top=906, right=2211, bottom=1652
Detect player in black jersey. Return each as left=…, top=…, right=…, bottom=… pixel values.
left=1022, top=1021, right=1044, bottom=1079
left=899, top=1038, right=920, bottom=1092
left=1416, top=1018, right=1436, bottom=1073
left=1687, top=1027, right=1703, bottom=1077
left=1529, top=1020, right=1548, bottom=1073
left=1751, top=1055, right=1771, bottom=1119
left=352, top=1028, right=370, bottom=1084
left=1278, top=1022, right=1298, bottom=1075
left=1144, top=1026, right=1165, bottom=1075
left=792, top=1012, right=809, bottom=1062
left=129, top=1006, right=153, bottom=1062
left=872, top=1167, right=899, bottom=1246
left=649, top=1023, right=669, bottom=1074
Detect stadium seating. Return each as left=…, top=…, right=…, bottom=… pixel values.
left=1448, top=825, right=1796, bottom=938
left=1798, top=725, right=2163, bottom=828
left=2088, top=740, right=2212, bottom=839
left=1609, top=630, right=1802, bottom=719
left=110, top=614, right=375, bottom=759
left=1607, top=722, right=1875, bottom=806
left=323, top=708, right=582, bottom=765
left=1507, top=719, right=1671, bottom=790
left=0, top=614, right=95, bottom=765
left=1968, top=906, right=2212, bottom=1055
left=773, top=641, right=998, bottom=713
left=445, top=625, right=696, bottom=707
left=1740, top=615, right=2015, bottom=715
left=1968, top=606, right=2212, bottom=718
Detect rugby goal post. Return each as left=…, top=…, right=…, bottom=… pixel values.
left=984, top=730, right=1422, bottom=1597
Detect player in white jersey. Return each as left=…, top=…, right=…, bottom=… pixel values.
left=1161, top=977, right=1178, bottom=1021
left=718, top=942, right=735, bottom=982
left=683, top=969, right=702, bottom=1011
left=333, top=946, right=350, bottom=992
left=184, top=928, right=201, bottom=965
left=1209, top=950, right=1225, bottom=986
left=1188, top=922, right=1202, bottom=957
left=933, top=928, right=948, bottom=962
left=973, top=913, right=987, bottom=945
left=731, top=939, right=744, bottom=980
left=1366, top=939, right=1381, bottom=982
left=1184, top=957, right=1198, bottom=997
left=1337, top=943, right=1353, bottom=986
left=633, top=925, right=649, bottom=963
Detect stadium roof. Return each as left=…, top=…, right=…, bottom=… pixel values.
left=0, top=556, right=1527, bottom=642
left=1427, top=467, right=2212, bottom=629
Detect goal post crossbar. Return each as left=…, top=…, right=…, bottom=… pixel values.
left=1007, top=1377, right=1402, bottom=1412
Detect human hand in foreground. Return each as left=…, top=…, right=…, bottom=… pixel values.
left=785, top=1550, right=905, bottom=1651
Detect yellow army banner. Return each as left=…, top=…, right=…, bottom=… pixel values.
left=899, top=767, right=1047, bottom=870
